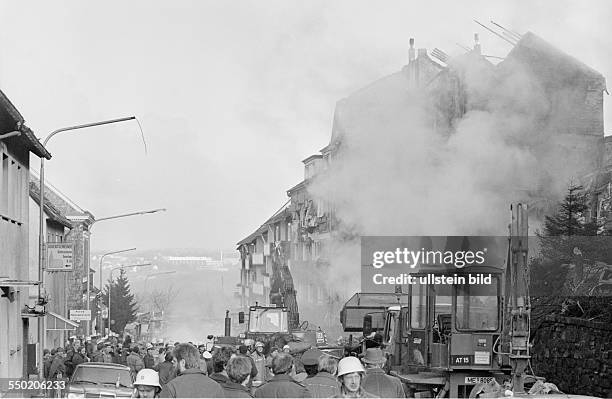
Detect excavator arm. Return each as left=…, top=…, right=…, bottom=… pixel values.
left=505, top=203, right=532, bottom=394
left=269, top=241, right=300, bottom=330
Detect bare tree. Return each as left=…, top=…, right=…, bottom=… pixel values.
left=148, top=284, right=179, bottom=315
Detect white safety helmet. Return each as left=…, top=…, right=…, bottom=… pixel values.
left=255, top=341, right=264, bottom=348
left=134, top=369, right=161, bottom=388
left=337, top=356, right=365, bottom=377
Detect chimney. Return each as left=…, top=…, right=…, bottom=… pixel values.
left=409, top=38, right=415, bottom=63
left=473, top=33, right=481, bottom=54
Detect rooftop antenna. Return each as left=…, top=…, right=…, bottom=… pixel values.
left=490, top=20, right=522, bottom=41
left=431, top=48, right=449, bottom=63
left=474, top=20, right=517, bottom=45
left=456, top=42, right=471, bottom=52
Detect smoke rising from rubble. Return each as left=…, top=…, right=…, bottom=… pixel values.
left=308, top=47, right=588, bottom=296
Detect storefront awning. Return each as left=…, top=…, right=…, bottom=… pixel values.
left=46, top=312, right=79, bottom=331
left=0, top=278, right=40, bottom=287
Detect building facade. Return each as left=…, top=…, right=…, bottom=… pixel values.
left=237, top=31, right=609, bottom=338
left=0, top=90, right=51, bottom=378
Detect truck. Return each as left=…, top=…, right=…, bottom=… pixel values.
left=345, top=204, right=548, bottom=397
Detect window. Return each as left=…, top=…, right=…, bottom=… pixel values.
left=410, top=282, right=426, bottom=329
left=1, top=153, right=8, bottom=214
left=456, top=278, right=499, bottom=331
left=0, top=152, right=25, bottom=223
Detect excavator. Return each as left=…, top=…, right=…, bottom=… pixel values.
left=342, top=204, right=570, bottom=397
left=215, top=241, right=341, bottom=357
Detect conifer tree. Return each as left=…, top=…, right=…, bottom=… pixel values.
left=102, top=269, right=138, bottom=334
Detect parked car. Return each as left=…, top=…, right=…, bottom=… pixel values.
left=67, top=362, right=133, bottom=398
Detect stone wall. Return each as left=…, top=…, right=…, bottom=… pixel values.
left=531, top=314, right=612, bottom=397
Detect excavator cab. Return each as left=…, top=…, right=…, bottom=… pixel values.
left=247, top=305, right=290, bottom=333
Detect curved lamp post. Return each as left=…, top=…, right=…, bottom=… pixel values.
left=37, top=116, right=135, bottom=380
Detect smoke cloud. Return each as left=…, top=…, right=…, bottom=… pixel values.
left=308, top=38, right=601, bottom=304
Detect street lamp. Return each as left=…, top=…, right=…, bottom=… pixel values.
left=86, top=207, right=166, bottom=336
left=108, top=263, right=152, bottom=336
left=37, top=116, right=136, bottom=380
left=96, top=248, right=137, bottom=335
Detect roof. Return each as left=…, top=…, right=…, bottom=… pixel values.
left=504, top=32, right=606, bottom=89
left=287, top=179, right=308, bottom=196
left=302, top=154, right=322, bottom=164
left=236, top=200, right=291, bottom=246
left=30, top=174, right=90, bottom=221
left=29, top=181, right=72, bottom=228
left=0, top=90, right=51, bottom=159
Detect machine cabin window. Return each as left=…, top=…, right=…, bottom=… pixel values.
left=456, top=278, right=499, bottom=331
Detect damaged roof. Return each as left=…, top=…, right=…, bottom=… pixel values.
left=504, top=32, right=606, bottom=90
left=0, top=90, right=51, bottom=159
left=236, top=200, right=291, bottom=247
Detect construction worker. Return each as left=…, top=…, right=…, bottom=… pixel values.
left=361, top=348, right=405, bottom=398
left=133, top=369, right=162, bottom=398
left=250, top=342, right=267, bottom=385
left=336, top=356, right=377, bottom=398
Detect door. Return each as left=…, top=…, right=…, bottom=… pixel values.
left=404, top=283, right=427, bottom=368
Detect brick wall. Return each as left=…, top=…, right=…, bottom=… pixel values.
left=531, top=314, right=612, bottom=397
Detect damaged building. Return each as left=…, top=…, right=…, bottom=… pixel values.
left=236, top=28, right=609, bottom=334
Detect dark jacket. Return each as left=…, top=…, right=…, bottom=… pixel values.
left=362, top=368, right=405, bottom=398
left=210, top=373, right=229, bottom=385
left=43, top=355, right=53, bottom=378
left=221, top=380, right=253, bottom=398
left=48, top=355, right=66, bottom=379
left=64, top=350, right=75, bottom=376
left=127, top=353, right=145, bottom=374
left=71, top=352, right=87, bottom=369
left=155, top=360, right=177, bottom=386
left=159, top=368, right=224, bottom=398
left=144, top=354, right=156, bottom=369
left=254, top=373, right=311, bottom=398
left=303, top=372, right=341, bottom=398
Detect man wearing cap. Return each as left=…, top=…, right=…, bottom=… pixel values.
left=361, top=348, right=405, bottom=398
left=254, top=353, right=311, bottom=398
left=250, top=342, right=267, bottom=385
left=302, top=350, right=340, bottom=398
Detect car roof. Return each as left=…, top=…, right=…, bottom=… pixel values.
left=75, top=362, right=130, bottom=371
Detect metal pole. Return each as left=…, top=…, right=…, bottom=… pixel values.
left=37, top=116, right=136, bottom=380
left=37, top=158, right=45, bottom=381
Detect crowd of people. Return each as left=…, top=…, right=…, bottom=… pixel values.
left=43, top=335, right=407, bottom=398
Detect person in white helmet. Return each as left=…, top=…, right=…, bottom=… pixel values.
left=335, top=357, right=378, bottom=398
left=250, top=341, right=267, bottom=385
left=133, top=369, right=162, bottom=398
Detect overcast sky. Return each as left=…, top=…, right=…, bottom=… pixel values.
left=0, top=1, right=610, bottom=252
